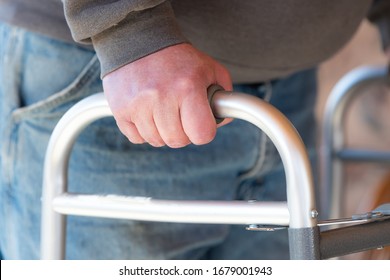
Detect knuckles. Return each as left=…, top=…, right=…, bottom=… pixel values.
left=105, top=71, right=217, bottom=148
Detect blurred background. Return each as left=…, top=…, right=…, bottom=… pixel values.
left=316, top=19, right=389, bottom=259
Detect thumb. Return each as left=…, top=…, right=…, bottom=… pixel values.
left=212, top=64, right=234, bottom=127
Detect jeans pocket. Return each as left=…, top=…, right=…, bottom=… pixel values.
left=0, top=51, right=101, bottom=259
left=11, top=55, right=101, bottom=121
left=5, top=53, right=101, bottom=187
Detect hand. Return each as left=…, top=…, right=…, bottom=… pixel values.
left=102, top=43, right=232, bottom=148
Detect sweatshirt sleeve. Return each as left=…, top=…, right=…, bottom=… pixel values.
left=367, top=0, right=390, bottom=52
left=62, top=0, right=188, bottom=77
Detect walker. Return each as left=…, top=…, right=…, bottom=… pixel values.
left=320, top=65, right=390, bottom=219
left=40, top=73, right=390, bottom=260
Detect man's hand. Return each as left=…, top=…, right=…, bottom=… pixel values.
left=102, top=43, right=232, bottom=148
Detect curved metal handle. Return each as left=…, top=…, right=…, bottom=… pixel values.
left=320, top=65, right=389, bottom=219
left=41, top=91, right=317, bottom=259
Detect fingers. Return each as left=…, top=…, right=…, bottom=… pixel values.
left=153, top=100, right=191, bottom=148
left=133, top=116, right=165, bottom=147
left=102, top=43, right=233, bottom=148
left=114, top=87, right=218, bottom=148
left=114, top=81, right=232, bottom=148
left=119, top=121, right=145, bottom=144
left=214, top=63, right=233, bottom=92
left=180, top=88, right=217, bottom=145
left=211, top=62, right=234, bottom=128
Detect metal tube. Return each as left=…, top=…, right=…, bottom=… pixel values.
left=337, top=149, right=390, bottom=163
left=53, top=194, right=289, bottom=225
left=320, top=218, right=390, bottom=259
left=320, top=66, right=388, bottom=219
left=211, top=91, right=316, bottom=229
left=41, top=94, right=112, bottom=259
left=289, top=227, right=321, bottom=260
left=41, top=91, right=317, bottom=259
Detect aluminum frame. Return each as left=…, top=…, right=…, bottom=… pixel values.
left=40, top=90, right=318, bottom=259
left=320, top=65, right=390, bottom=219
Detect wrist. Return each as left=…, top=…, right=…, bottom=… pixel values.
left=93, top=2, right=188, bottom=78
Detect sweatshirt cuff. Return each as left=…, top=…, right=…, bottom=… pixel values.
left=92, top=2, right=188, bottom=77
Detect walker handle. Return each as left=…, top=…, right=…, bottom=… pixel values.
left=41, top=89, right=317, bottom=259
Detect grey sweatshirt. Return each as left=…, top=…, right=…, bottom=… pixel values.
left=0, top=0, right=387, bottom=82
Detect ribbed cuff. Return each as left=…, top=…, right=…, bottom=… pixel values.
left=92, top=2, right=188, bottom=77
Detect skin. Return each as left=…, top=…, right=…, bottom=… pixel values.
left=103, top=43, right=233, bottom=148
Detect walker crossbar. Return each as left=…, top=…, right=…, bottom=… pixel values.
left=320, top=217, right=390, bottom=259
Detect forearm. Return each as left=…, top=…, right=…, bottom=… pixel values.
left=62, top=0, right=188, bottom=77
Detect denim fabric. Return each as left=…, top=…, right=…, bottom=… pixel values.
left=0, top=22, right=318, bottom=260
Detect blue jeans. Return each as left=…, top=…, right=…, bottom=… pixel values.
left=0, top=22, right=318, bottom=260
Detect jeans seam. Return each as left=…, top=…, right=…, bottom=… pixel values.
left=4, top=54, right=99, bottom=199
left=1, top=26, right=24, bottom=189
